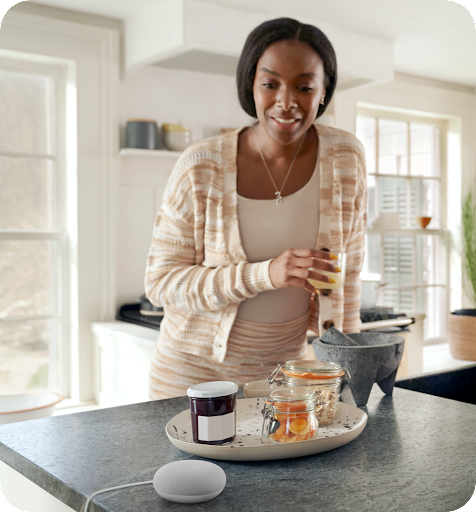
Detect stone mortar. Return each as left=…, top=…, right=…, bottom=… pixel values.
left=312, top=332, right=405, bottom=406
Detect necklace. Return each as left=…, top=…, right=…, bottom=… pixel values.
left=253, top=129, right=306, bottom=205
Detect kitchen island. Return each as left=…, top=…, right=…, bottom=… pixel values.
left=0, top=385, right=475, bottom=512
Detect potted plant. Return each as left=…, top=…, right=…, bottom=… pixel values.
left=449, top=189, right=476, bottom=360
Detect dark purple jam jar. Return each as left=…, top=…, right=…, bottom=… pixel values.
left=187, top=381, right=238, bottom=445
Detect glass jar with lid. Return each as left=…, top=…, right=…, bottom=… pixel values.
left=267, top=360, right=350, bottom=426
left=187, top=381, right=238, bottom=445
left=262, top=387, right=321, bottom=444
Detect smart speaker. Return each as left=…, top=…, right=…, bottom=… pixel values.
left=153, top=460, right=226, bottom=503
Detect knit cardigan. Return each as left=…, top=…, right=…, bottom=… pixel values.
left=145, top=124, right=367, bottom=363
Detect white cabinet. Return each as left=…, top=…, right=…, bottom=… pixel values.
left=92, top=322, right=158, bottom=407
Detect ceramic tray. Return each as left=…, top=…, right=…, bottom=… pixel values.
left=165, top=398, right=367, bottom=461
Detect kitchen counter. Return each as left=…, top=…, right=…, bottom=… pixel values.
left=0, top=386, right=475, bottom=512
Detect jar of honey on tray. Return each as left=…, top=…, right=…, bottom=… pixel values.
left=262, top=387, right=321, bottom=444
left=268, top=360, right=350, bottom=426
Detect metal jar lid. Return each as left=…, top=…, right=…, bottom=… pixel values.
left=266, top=360, right=350, bottom=384
left=282, top=360, right=346, bottom=380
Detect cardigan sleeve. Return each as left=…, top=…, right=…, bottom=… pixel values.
left=342, top=147, right=367, bottom=333
left=144, top=152, right=277, bottom=313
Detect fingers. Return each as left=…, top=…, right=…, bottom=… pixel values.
left=292, top=248, right=338, bottom=260
left=287, top=277, right=317, bottom=294
left=307, top=269, right=334, bottom=283
left=291, top=256, right=340, bottom=274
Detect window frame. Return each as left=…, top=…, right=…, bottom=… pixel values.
left=0, top=7, right=120, bottom=405
left=0, top=54, right=72, bottom=394
left=357, top=106, right=451, bottom=344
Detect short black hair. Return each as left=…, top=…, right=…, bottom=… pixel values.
left=236, top=17, right=337, bottom=119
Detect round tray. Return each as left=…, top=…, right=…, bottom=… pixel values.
left=165, top=398, right=367, bottom=461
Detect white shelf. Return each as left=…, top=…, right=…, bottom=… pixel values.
left=366, top=228, right=446, bottom=235
left=119, top=148, right=182, bottom=158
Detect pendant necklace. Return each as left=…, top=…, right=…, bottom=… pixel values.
left=253, top=129, right=306, bottom=205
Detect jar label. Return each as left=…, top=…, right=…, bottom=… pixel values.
left=197, top=411, right=235, bottom=441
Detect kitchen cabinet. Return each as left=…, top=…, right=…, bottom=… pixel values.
left=92, top=322, right=157, bottom=407
left=0, top=385, right=475, bottom=512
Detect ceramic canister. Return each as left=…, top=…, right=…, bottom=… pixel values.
left=126, top=119, right=159, bottom=149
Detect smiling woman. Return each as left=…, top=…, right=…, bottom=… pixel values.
left=145, top=18, right=367, bottom=400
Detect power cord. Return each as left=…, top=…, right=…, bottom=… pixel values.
left=82, top=480, right=153, bottom=512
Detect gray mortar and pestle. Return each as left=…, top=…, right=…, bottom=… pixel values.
left=312, top=327, right=405, bottom=406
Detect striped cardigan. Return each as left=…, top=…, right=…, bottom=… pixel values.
left=145, top=124, right=367, bottom=363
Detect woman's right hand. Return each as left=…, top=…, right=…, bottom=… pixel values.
left=269, top=248, right=340, bottom=293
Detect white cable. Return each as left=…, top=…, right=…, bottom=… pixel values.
left=83, top=480, right=153, bottom=512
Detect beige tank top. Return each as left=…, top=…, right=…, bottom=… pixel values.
left=236, top=151, right=320, bottom=323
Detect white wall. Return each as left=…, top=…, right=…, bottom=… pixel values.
left=117, top=66, right=254, bottom=307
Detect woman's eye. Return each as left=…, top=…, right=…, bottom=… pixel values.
left=263, top=83, right=276, bottom=89
left=299, top=86, right=313, bottom=92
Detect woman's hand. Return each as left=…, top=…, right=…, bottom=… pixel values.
left=269, top=249, right=340, bottom=293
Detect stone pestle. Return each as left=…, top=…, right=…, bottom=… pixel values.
left=320, top=327, right=360, bottom=346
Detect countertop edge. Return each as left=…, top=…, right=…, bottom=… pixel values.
left=0, top=443, right=92, bottom=512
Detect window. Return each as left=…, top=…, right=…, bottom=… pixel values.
left=0, top=55, right=69, bottom=394
left=357, top=108, right=448, bottom=343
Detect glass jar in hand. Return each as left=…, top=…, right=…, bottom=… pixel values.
left=187, top=381, right=238, bottom=445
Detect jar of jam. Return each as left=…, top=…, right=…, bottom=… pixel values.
left=268, top=360, right=350, bottom=426
left=187, top=381, right=238, bottom=445
left=262, top=387, right=320, bottom=444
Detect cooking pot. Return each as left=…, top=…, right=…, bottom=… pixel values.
left=138, top=294, right=163, bottom=317
left=360, top=273, right=385, bottom=309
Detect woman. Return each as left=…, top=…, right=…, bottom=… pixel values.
left=145, top=18, right=367, bottom=399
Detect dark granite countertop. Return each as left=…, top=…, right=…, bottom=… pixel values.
left=0, top=385, right=475, bottom=512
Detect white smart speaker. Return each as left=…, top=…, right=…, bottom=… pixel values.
left=153, top=460, right=226, bottom=503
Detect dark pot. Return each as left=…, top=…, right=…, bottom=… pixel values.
left=126, top=119, right=159, bottom=149
left=138, top=294, right=163, bottom=317
left=452, top=309, right=476, bottom=317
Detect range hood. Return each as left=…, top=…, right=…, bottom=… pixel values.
left=125, top=0, right=394, bottom=90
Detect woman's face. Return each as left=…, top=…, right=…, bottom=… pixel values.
left=253, top=39, right=326, bottom=146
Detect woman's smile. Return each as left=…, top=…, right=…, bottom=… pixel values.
left=271, top=116, right=302, bottom=130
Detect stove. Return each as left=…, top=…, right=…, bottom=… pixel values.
left=360, top=307, right=413, bottom=332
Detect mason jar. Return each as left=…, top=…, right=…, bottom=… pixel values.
left=268, top=360, right=350, bottom=426
left=262, top=387, right=320, bottom=444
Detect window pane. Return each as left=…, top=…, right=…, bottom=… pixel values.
left=419, top=286, right=446, bottom=341
left=379, top=177, right=408, bottom=228
left=367, top=174, right=377, bottom=222
left=383, top=235, right=413, bottom=288
left=410, top=178, right=441, bottom=229
left=356, top=116, right=376, bottom=174
left=0, top=156, right=55, bottom=230
left=0, top=240, right=57, bottom=318
left=378, top=119, right=408, bottom=175
left=415, top=234, right=447, bottom=286
left=0, top=318, right=57, bottom=394
left=382, top=288, right=414, bottom=312
left=362, top=233, right=382, bottom=275
left=0, top=68, right=55, bottom=155
left=410, top=123, right=440, bottom=177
